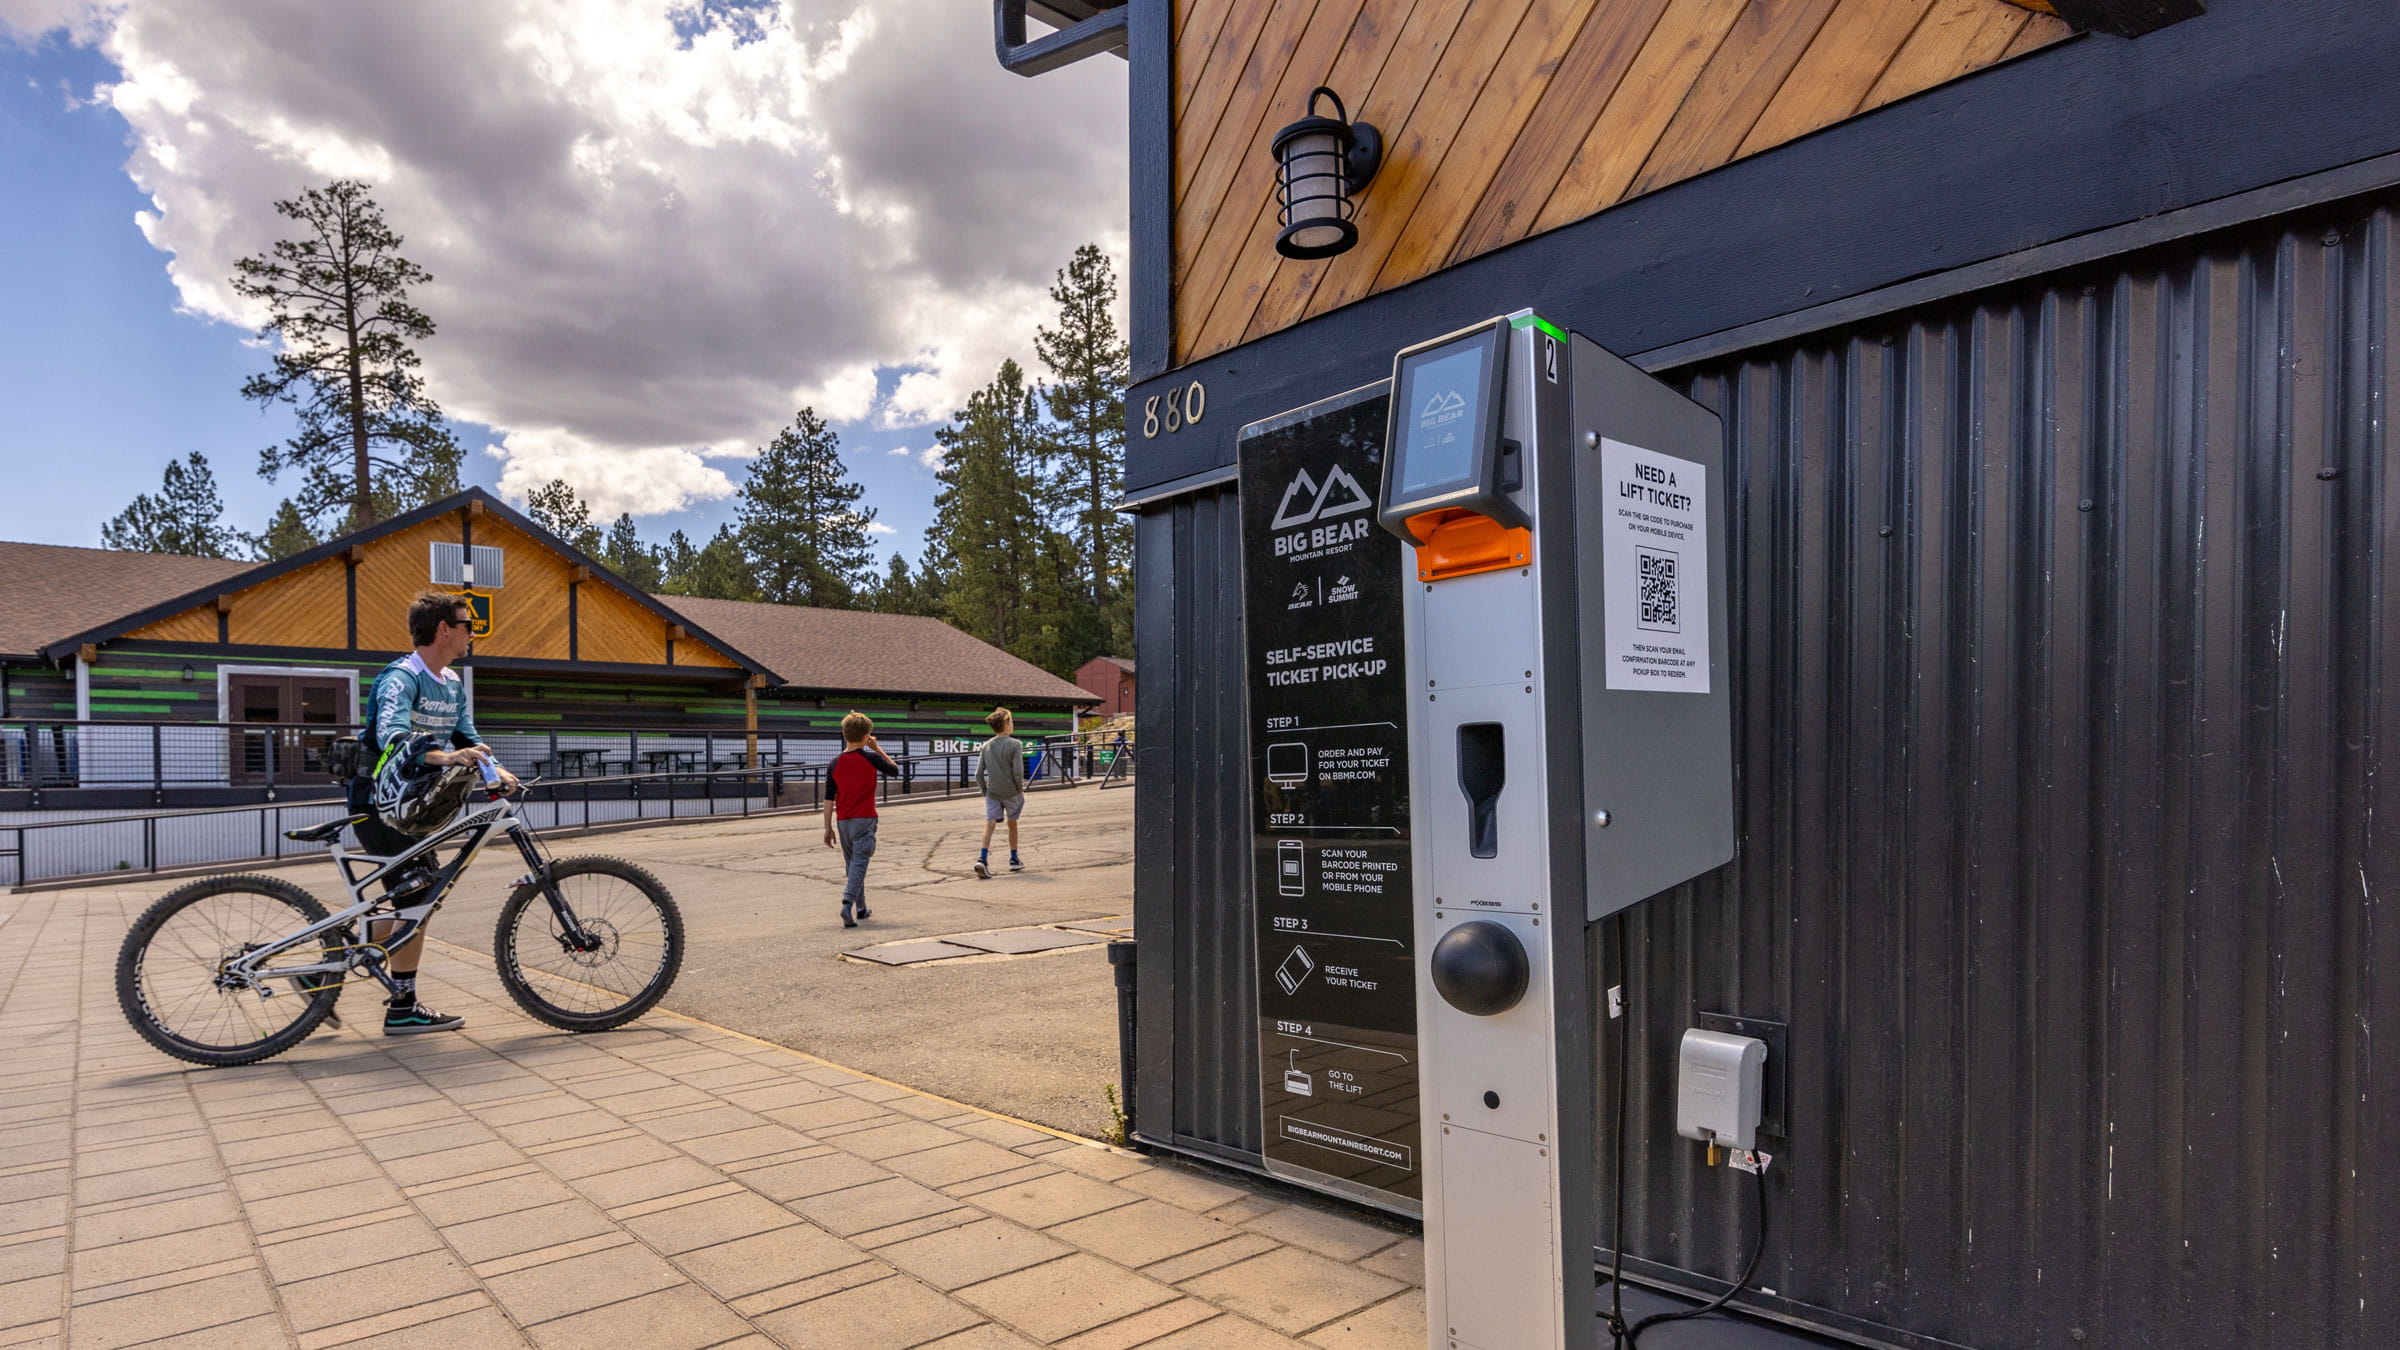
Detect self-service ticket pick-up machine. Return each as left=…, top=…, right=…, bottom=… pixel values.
left=1378, top=312, right=1735, bottom=1350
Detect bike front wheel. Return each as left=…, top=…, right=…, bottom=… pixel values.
left=493, top=856, right=684, bottom=1032
left=117, top=875, right=347, bottom=1067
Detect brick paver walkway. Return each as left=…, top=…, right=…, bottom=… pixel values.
left=0, top=888, right=1425, bottom=1348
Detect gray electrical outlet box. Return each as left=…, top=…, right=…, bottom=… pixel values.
left=1675, top=1028, right=1767, bottom=1152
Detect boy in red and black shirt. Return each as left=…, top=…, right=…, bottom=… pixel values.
left=823, top=711, right=900, bottom=927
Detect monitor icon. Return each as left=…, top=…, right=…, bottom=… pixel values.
left=1266, top=741, right=1310, bottom=785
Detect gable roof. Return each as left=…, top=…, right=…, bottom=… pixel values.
left=0, top=542, right=252, bottom=659
left=658, top=595, right=1099, bottom=705
left=29, top=488, right=772, bottom=678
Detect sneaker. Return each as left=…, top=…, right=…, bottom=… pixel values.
left=1009, top=858, right=1025, bottom=872
left=855, top=904, right=871, bottom=920
left=842, top=905, right=857, bottom=929
left=974, top=859, right=990, bottom=879
left=383, top=1003, right=464, bottom=1035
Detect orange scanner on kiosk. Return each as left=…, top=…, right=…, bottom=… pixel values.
left=1396, top=507, right=1530, bottom=582
left=1377, top=317, right=1532, bottom=577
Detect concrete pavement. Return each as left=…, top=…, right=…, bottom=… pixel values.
left=0, top=795, right=1435, bottom=1349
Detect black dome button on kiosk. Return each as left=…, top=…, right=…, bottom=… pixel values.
left=1428, top=920, right=1529, bottom=1016
left=1380, top=311, right=1734, bottom=1350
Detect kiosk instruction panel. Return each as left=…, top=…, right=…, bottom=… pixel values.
left=1238, top=384, right=1421, bottom=1213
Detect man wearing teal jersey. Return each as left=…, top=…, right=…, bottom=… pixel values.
left=348, top=591, right=517, bottom=1034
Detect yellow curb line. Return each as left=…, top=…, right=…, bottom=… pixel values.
left=422, top=933, right=1127, bottom=1156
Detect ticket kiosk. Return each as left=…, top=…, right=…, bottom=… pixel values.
left=1380, top=313, right=1734, bottom=1349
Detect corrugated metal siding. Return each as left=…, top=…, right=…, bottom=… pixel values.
left=1132, top=486, right=1261, bottom=1160
left=1134, top=194, right=2400, bottom=1348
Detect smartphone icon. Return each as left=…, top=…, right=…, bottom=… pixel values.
left=1278, top=840, right=1305, bottom=897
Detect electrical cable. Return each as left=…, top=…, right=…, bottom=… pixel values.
left=1625, top=1162, right=1768, bottom=1344
left=1600, top=913, right=1632, bottom=1345
left=1600, top=909, right=1773, bottom=1347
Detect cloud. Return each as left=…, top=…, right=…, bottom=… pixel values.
left=864, top=520, right=894, bottom=535
left=489, top=428, right=734, bottom=519
left=24, top=0, right=1125, bottom=513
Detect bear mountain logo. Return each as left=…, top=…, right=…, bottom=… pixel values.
left=1418, top=389, right=1467, bottom=429
left=1270, top=464, right=1373, bottom=531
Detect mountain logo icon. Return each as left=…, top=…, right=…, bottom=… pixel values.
left=1420, top=390, right=1466, bottom=420
left=1270, top=464, right=1374, bottom=530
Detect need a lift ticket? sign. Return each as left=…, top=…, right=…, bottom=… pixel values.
left=1237, top=385, right=1420, bottom=1215
left=1599, top=437, right=1712, bottom=693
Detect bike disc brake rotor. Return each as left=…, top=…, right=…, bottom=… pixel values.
left=558, top=917, right=620, bottom=967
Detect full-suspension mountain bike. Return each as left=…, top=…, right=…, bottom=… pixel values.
left=116, top=785, right=685, bottom=1067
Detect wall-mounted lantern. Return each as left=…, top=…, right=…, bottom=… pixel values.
left=1271, top=87, right=1382, bottom=260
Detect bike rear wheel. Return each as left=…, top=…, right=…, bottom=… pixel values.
left=117, top=875, right=347, bottom=1067
left=493, top=856, right=683, bottom=1032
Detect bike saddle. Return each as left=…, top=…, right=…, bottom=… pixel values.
left=285, top=814, right=367, bottom=844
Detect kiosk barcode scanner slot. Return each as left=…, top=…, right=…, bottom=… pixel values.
left=1457, top=724, right=1504, bottom=858
left=1378, top=312, right=1735, bottom=1350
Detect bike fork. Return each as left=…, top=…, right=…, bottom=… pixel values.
left=512, top=831, right=601, bottom=953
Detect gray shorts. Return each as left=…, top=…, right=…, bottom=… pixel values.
left=984, top=794, right=1025, bottom=822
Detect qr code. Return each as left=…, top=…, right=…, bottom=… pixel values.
left=1637, top=548, right=1680, bottom=632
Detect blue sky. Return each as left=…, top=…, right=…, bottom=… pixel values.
left=0, top=3, right=1125, bottom=565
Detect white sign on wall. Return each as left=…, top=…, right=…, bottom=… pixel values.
left=1599, top=437, right=1711, bottom=693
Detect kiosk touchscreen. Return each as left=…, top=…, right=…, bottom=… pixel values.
left=1378, top=312, right=1733, bottom=1350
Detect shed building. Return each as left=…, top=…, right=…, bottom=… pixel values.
left=1072, top=655, right=1135, bottom=716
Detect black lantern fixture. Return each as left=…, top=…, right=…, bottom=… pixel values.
left=1271, top=86, right=1382, bottom=260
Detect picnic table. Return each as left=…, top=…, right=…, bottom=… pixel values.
left=640, top=750, right=701, bottom=774
left=536, top=747, right=607, bottom=778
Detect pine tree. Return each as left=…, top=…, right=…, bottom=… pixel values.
left=929, top=361, right=1078, bottom=671
left=686, top=524, right=756, bottom=601
left=524, top=479, right=602, bottom=553
left=601, top=513, right=663, bottom=590
left=249, top=498, right=320, bottom=560
left=654, top=530, right=699, bottom=593
left=232, top=179, right=459, bottom=532
left=102, top=453, right=238, bottom=557
left=737, top=409, right=877, bottom=608
left=865, top=552, right=935, bottom=615
left=1034, top=243, right=1130, bottom=645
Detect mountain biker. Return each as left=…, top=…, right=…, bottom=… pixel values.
left=349, top=591, right=519, bottom=1034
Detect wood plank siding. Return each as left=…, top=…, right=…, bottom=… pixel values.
left=118, top=505, right=742, bottom=670
left=1171, top=0, right=2072, bottom=363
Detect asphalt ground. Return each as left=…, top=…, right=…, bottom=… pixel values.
left=179, top=782, right=1137, bottom=1139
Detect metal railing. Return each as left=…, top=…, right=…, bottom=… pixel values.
left=0, top=717, right=1131, bottom=805
left=0, top=728, right=1133, bottom=888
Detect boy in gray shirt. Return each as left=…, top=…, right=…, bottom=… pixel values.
left=974, top=707, right=1026, bottom=878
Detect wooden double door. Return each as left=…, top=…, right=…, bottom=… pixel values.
left=227, top=673, right=351, bottom=784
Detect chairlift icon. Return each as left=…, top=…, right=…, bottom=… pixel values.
left=1283, top=1049, right=1314, bottom=1097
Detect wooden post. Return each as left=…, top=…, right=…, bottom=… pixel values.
left=744, top=675, right=762, bottom=769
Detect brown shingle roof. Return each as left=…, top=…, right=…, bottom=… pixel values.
left=0, top=541, right=252, bottom=658
left=656, top=595, right=1098, bottom=704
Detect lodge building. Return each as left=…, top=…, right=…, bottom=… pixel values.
left=0, top=487, right=1093, bottom=809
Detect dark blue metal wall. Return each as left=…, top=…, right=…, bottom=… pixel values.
left=1130, top=192, right=2400, bottom=1349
